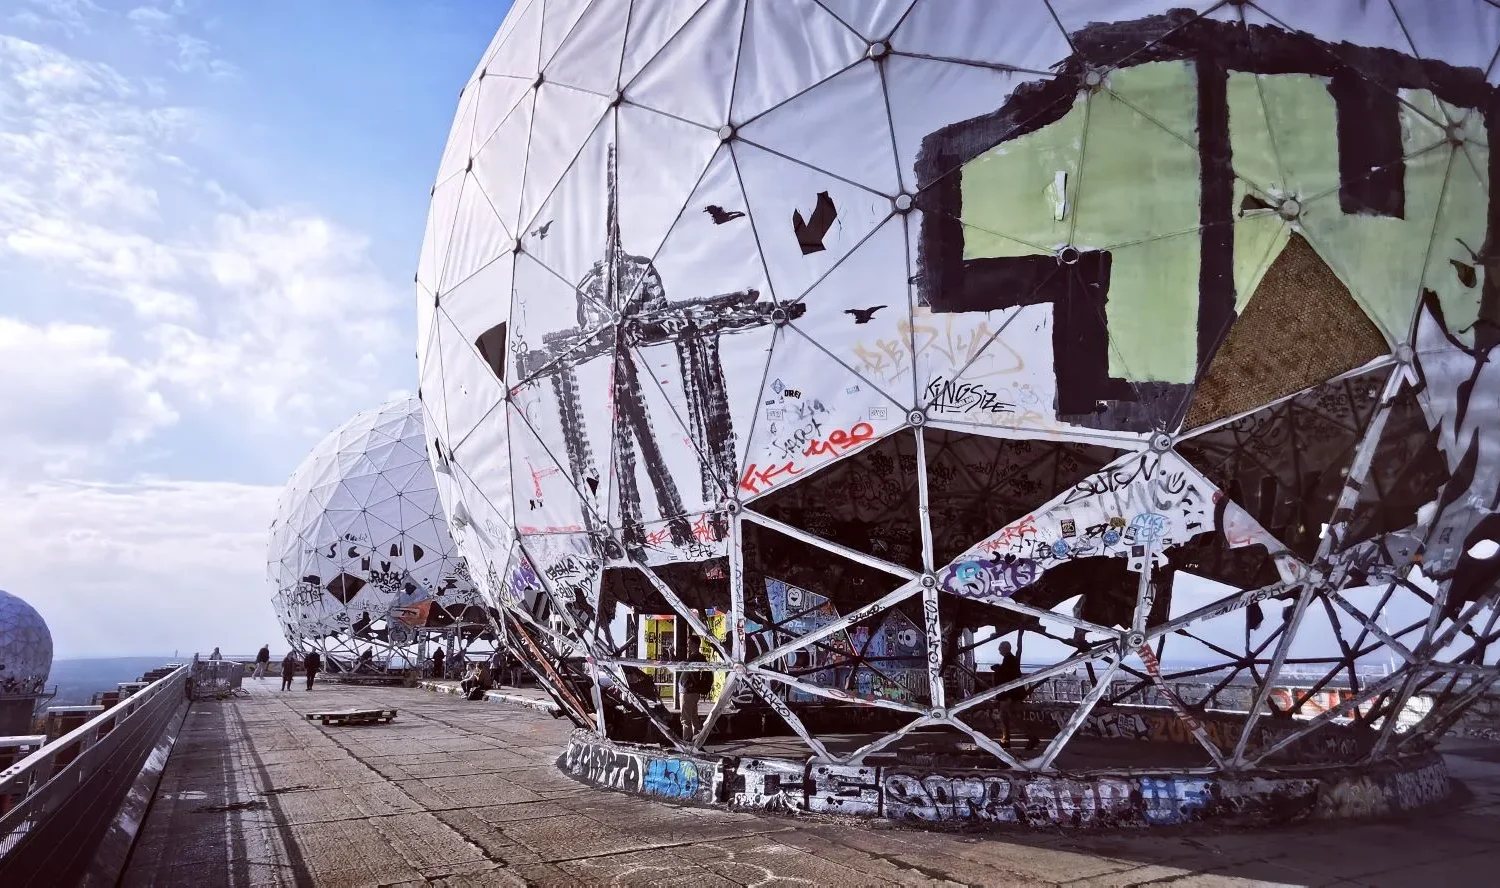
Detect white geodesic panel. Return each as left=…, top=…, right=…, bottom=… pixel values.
left=0, top=589, right=52, bottom=697
left=268, top=398, right=491, bottom=664
left=418, top=0, right=1500, bottom=770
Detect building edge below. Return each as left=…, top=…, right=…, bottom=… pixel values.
left=556, top=729, right=1451, bottom=829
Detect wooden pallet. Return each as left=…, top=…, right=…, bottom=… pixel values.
left=305, top=708, right=398, bottom=726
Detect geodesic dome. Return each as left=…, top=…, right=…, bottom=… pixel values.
left=268, top=398, right=494, bottom=669
left=416, top=0, right=1500, bottom=777
left=0, top=589, right=52, bottom=697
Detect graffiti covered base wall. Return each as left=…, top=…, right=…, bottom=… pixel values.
left=558, top=731, right=1451, bottom=830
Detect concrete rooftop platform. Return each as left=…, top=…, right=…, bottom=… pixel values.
left=122, top=682, right=1500, bottom=887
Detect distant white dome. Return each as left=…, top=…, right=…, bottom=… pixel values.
left=268, top=398, right=493, bottom=665
left=0, top=589, right=53, bottom=696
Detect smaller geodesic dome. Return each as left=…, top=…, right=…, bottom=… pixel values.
left=268, top=398, right=496, bottom=669
left=0, top=589, right=52, bottom=697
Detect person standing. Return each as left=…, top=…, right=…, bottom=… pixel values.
left=303, top=650, right=321, bottom=691
left=280, top=650, right=299, bottom=691
left=679, top=643, right=709, bottom=741
left=253, top=644, right=271, bottom=680
left=990, top=641, right=1033, bottom=748
left=209, top=647, right=221, bottom=661
left=488, top=648, right=506, bottom=687
left=431, top=647, right=445, bottom=680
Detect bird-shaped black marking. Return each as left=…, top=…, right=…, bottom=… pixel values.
left=530, top=220, right=553, bottom=239
left=792, top=191, right=837, bottom=254
left=703, top=205, right=745, bottom=224
left=844, top=305, right=886, bottom=324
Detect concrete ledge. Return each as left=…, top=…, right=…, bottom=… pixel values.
left=558, top=729, right=1452, bottom=829
left=483, top=690, right=561, bottom=715
left=416, top=680, right=561, bottom=715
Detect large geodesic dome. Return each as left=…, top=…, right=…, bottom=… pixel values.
left=269, top=398, right=494, bottom=670
left=416, top=0, right=1500, bottom=780
left=0, top=589, right=52, bottom=697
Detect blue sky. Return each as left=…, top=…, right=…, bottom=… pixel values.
left=0, top=0, right=509, bottom=656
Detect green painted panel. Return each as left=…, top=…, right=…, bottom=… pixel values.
left=955, top=67, right=1488, bottom=391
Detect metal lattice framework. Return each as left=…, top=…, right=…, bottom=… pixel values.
left=416, top=0, right=1500, bottom=773
left=268, top=398, right=495, bottom=671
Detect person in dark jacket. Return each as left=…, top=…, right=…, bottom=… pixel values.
left=431, top=647, right=445, bottom=680
left=253, top=645, right=271, bottom=680
left=678, top=643, right=711, bottom=741
left=280, top=650, right=299, bottom=691
left=303, top=650, right=321, bottom=690
left=990, top=641, right=1034, bottom=748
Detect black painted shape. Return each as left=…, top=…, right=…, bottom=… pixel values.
left=1328, top=71, right=1406, bottom=218
left=930, top=252, right=1064, bottom=313
left=389, top=543, right=401, bottom=557
left=1451, top=258, right=1478, bottom=289
left=1445, top=512, right=1500, bottom=622
left=301, top=574, right=321, bottom=586
left=475, top=321, right=507, bottom=381
left=704, top=205, right=746, bottom=224
left=792, top=191, right=838, bottom=255
left=844, top=305, right=885, bottom=324
left=933, top=252, right=1144, bottom=417
left=1414, top=289, right=1496, bottom=438
left=1435, top=430, right=1481, bottom=534
left=412, top=544, right=424, bottom=561
left=614, top=349, right=693, bottom=549
left=1338, top=382, right=1450, bottom=551
left=1195, top=52, right=1237, bottom=377
left=676, top=334, right=736, bottom=505
left=1484, top=90, right=1500, bottom=351
left=326, top=573, right=366, bottom=604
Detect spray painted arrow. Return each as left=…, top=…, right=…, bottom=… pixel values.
left=792, top=191, right=837, bottom=255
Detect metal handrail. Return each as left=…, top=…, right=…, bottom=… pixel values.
left=0, top=661, right=189, bottom=858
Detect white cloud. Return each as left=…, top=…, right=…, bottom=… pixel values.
left=0, top=317, right=177, bottom=477
left=126, top=2, right=237, bottom=79
left=7, top=0, right=103, bottom=37
left=0, top=479, right=282, bottom=657
left=0, top=29, right=404, bottom=432
left=0, top=3, right=414, bottom=657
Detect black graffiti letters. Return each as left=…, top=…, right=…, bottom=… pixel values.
left=925, top=376, right=1016, bottom=415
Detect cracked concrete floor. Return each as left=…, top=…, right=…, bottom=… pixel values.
left=121, top=683, right=1500, bottom=887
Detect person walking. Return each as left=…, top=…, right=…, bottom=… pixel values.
left=431, top=647, right=445, bottom=680
left=253, top=644, right=271, bottom=680
left=303, top=650, right=321, bottom=691
left=280, top=650, right=299, bottom=691
left=679, top=643, right=709, bottom=741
